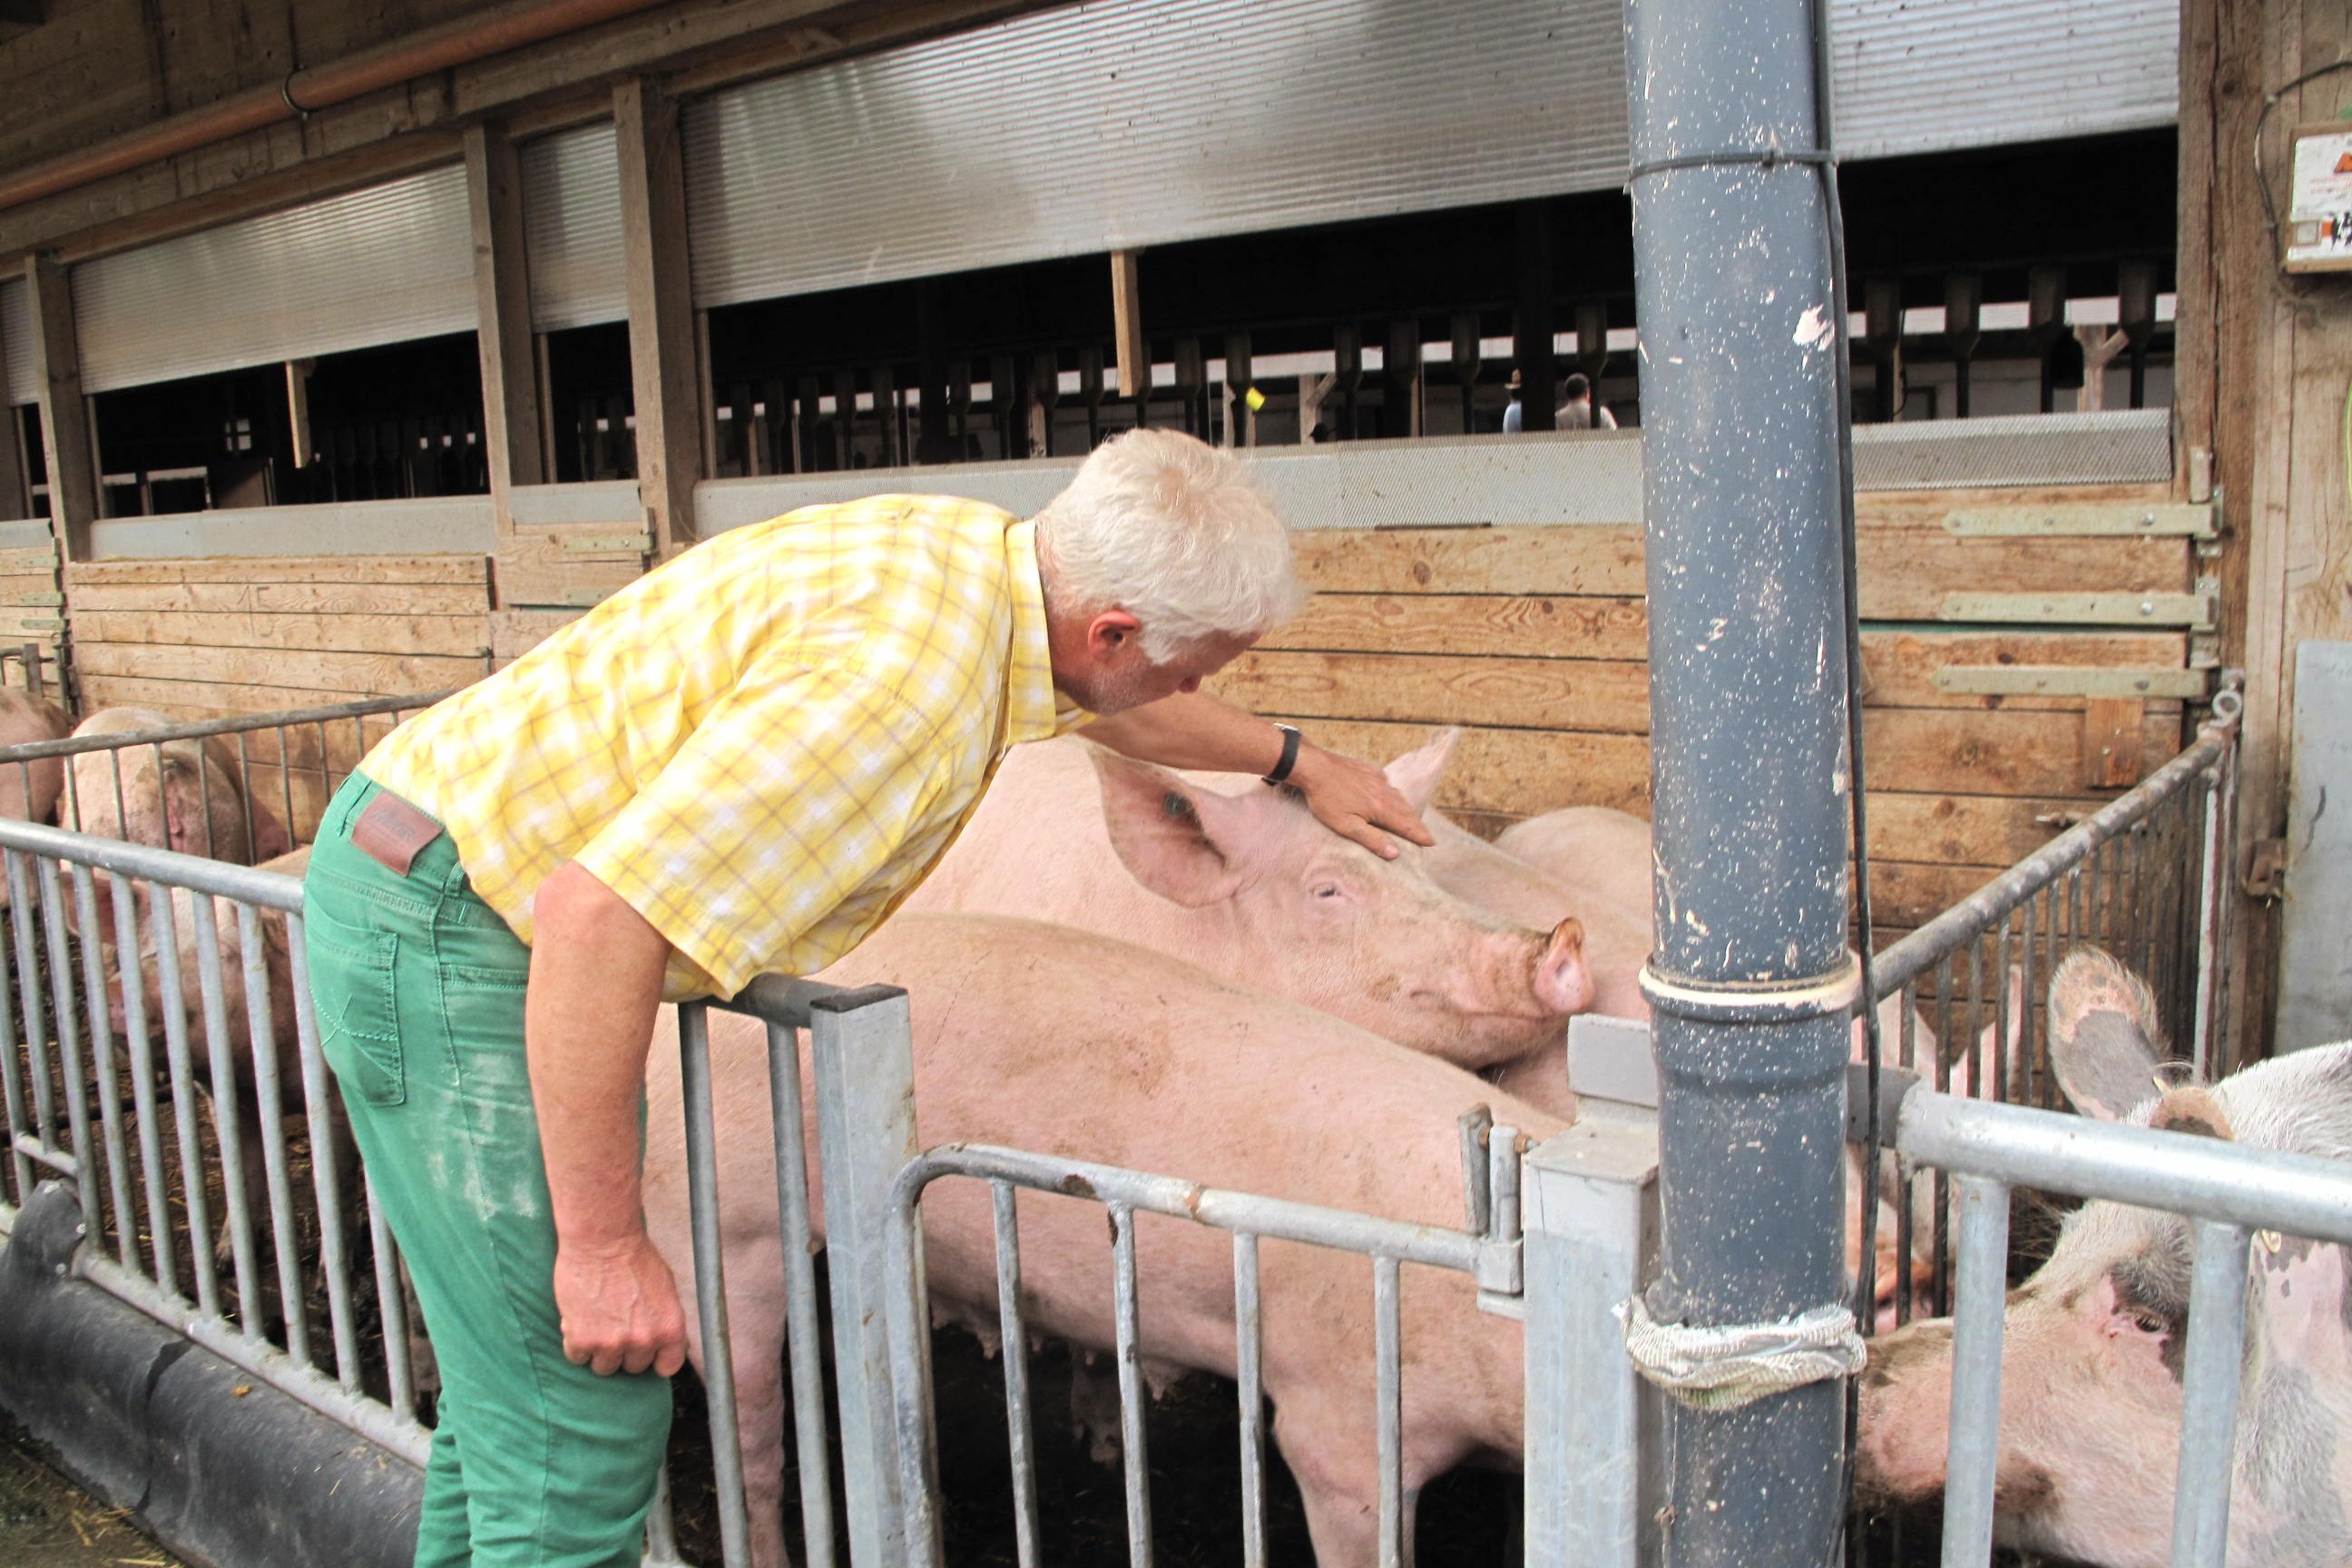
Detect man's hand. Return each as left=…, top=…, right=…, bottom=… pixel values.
left=555, top=1230, right=690, bottom=1377
left=1289, top=743, right=1436, bottom=858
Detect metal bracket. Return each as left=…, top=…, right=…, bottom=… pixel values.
left=1940, top=583, right=2220, bottom=629
left=1933, top=665, right=2211, bottom=700
left=1941, top=501, right=2216, bottom=539
left=4, top=592, right=62, bottom=608
left=558, top=586, right=616, bottom=608
left=558, top=531, right=652, bottom=554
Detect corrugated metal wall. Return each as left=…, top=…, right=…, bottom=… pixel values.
left=72, top=164, right=475, bottom=395
left=1, top=278, right=30, bottom=407
left=53, top=0, right=2176, bottom=387
left=522, top=123, right=627, bottom=332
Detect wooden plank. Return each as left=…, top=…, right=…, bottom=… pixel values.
left=70, top=609, right=492, bottom=658
left=1267, top=593, right=1650, bottom=662
left=1112, top=250, right=1146, bottom=399
left=615, top=76, right=702, bottom=558
left=1861, top=631, right=2188, bottom=710
left=66, top=554, right=488, bottom=586
left=0, top=548, right=57, bottom=574
left=494, top=557, right=642, bottom=609
left=77, top=672, right=467, bottom=721
left=1291, top=522, right=2190, bottom=609
left=1284, top=719, right=1656, bottom=818
left=28, top=255, right=94, bottom=563
left=499, top=529, right=650, bottom=566
left=73, top=641, right=487, bottom=695
left=66, top=580, right=494, bottom=615
left=1208, top=652, right=1652, bottom=734
left=490, top=608, right=584, bottom=662
left=467, top=122, right=547, bottom=524
left=1865, top=861, right=2014, bottom=932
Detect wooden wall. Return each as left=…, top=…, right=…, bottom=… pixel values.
left=2176, top=0, right=2352, bottom=1060
left=1210, top=481, right=2198, bottom=944
left=58, top=552, right=492, bottom=840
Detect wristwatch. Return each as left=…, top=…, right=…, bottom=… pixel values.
left=1262, top=722, right=1303, bottom=787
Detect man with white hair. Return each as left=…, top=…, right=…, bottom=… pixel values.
left=300, top=428, right=1426, bottom=1568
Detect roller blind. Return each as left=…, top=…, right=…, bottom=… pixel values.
left=522, top=123, right=626, bottom=332
left=683, top=0, right=2176, bottom=311
left=74, top=163, right=475, bottom=395
left=1, top=278, right=31, bottom=407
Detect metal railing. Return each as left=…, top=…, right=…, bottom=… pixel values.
left=1888, top=1080, right=2352, bottom=1568
left=877, top=1133, right=1528, bottom=1568
left=1865, top=684, right=2244, bottom=1327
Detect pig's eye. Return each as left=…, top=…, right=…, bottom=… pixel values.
left=2130, top=1310, right=2169, bottom=1337
left=1311, top=882, right=1342, bottom=900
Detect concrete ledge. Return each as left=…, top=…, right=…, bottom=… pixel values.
left=0, top=1183, right=419, bottom=1568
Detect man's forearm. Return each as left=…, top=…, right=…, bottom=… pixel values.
left=1079, top=691, right=1291, bottom=776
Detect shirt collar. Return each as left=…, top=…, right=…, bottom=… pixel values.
left=1004, top=519, right=1073, bottom=743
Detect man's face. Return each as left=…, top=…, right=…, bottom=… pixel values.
left=1069, top=628, right=1259, bottom=715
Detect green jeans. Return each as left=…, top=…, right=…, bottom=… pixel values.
left=304, top=771, right=671, bottom=1568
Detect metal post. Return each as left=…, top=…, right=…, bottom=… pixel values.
left=808, top=983, right=919, bottom=1568
left=1622, top=3, right=1858, bottom=1563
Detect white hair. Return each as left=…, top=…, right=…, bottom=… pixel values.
left=1034, top=428, right=1307, bottom=663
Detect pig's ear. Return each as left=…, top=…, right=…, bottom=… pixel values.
left=2148, top=1084, right=2233, bottom=1141
left=249, top=799, right=294, bottom=863
left=2049, top=947, right=2169, bottom=1122
left=1382, top=729, right=1461, bottom=815
left=1089, top=748, right=1248, bottom=908
left=2254, top=1236, right=2351, bottom=1369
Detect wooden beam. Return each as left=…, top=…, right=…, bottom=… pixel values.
left=613, top=76, right=701, bottom=558
left=286, top=359, right=315, bottom=468
left=26, top=255, right=94, bottom=562
left=0, top=374, right=26, bottom=519
left=1111, top=250, right=1146, bottom=399
left=466, top=122, right=546, bottom=539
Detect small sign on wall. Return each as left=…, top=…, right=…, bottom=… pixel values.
left=2285, top=125, right=2352, bottom=272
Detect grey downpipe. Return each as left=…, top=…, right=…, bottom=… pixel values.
left=1622, top=1, right=1858, bottom=1564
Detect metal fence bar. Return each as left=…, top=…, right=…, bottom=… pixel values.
left=238, top=899, right=309, bottom=1369
left=285, top=913, right=362, bottom=1390
left=2169, top=1220, right=2252, bottom=1568
left=152, top=884, right=220, bottom=1319
left=0, top=691, right=456, bottom=770
left=1234, top=1231, right=1267, bottom=1568
left=765, top=1019, right=838, bottom=1568
left=34, top=859, right=97, bottom=1226
left=0, top=863, right=36, bottom=1202
left=1938, top=1174, right=2011, bottom=1568
left=989, top=1181, right=1041, bottom=1568
left=7, top=854, right=56, bottom=1167
left=367, top=1173, right=417, bottom=1420
left=69, top=865, right=134, bottom=1269
left=189, top=893, right=261, bottom=1333
left=1899, top=1088, right=2352, bottom=1244
left=109, top=870, right=174, bottom=1293
left=678, top=1002, right=752, bottom=1568
left=1374, top=1253, right=1403, bottom=1568
left=1110, top=1202, right=1152, bottom=1568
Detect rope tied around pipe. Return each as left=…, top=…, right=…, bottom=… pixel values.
left=1619, top=1296, right=1867, bottom=1412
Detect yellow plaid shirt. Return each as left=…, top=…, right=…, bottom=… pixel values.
left=360, top=495, right=1088, bottom=1001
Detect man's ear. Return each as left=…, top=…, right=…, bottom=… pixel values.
left=1087, top=609, right=1142, bottom=660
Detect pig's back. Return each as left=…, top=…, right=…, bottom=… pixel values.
left=819, top=913, right=1567, bottom=1228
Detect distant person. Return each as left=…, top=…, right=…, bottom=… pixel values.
left=1556, top=372, right=1618, bottom=431
left=1502, top=369, right=1525, bottom=434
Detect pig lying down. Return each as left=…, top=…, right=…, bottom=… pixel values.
left=642, top=914, right=1565, bottom=1568
left=1857, top=947, right=2352, bottom=1567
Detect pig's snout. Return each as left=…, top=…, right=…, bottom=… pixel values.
left=1534, top=917, right=1592, bottom=1016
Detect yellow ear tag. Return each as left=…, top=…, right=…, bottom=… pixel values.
left=1243, top=386, right=1267, bottom=412
left=2259, top=1230, right=2283, bottom=1254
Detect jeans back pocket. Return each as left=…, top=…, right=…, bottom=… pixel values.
left=303, top=894, right=406, bottom=1106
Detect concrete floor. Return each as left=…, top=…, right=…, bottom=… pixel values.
left=0, top=1426, right=187, bottom=1568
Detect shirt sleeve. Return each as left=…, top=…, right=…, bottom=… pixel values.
left=570, top=661, right=950, bottom=1000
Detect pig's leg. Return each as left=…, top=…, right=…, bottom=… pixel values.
left=712, top=1233, right=794, bottom=1568
left=1271, top=1382, right=1384, bottom=1567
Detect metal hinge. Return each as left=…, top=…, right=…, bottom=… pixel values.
left=1934, top=665, right=2211, bottom=701
left=1941, top=578, right=2220, bottom=629
left=2245, top=838, right=2289, bottom=899
left=1941, top=501, right=2217, bottom=539
left=1461, top=1106, right=1528, bottom=1315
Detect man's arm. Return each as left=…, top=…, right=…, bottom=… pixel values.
left=1079, top=691, right=1435, bottom=857
left=526, top=860, right=689, bottom=1378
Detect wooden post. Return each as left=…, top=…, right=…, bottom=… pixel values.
left=1450, top=312, right=1482, bottom=435
left=27, top=256, right=94, bottom=561
left=1514, top=201, right=1557, bottom=432
left=465, top=122, right=545, bottom=543
left=916, top=279, right=951, bottom=464
left=0, top=401, right=26, bottom=519
left=614, top=77, right=701, bottom=558
left=285, top=359, right=316, bottom=469
left=2073, top=324, right=2127, bottom=413
left=1384, top=318, right=1422, bottom=439
left=1111, top=250, right=1146, bottom=399
left=1943, top=273, right=1982, bottom=418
